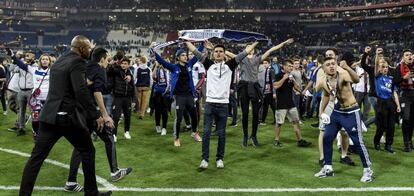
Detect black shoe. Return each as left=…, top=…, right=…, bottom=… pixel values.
left=242, top=136, right=248, bottom=148
left=250, top=136, right=259, bottom=147
left=17, top=128, right=26, bottom=136
left=403, top=146, right=412, bottom=152
left=229, top=122, right=237, bottom=127
left=384, top=145, right=395, bottom=154
left=374, top=144, right=380, bottom=151
left=311, top=123, right=319, bottom=128
left=111, top=167, right=133, bottom=181
left=340, top=156, right=356, bottom=166
left=273, top=140, right=282, bottom=147
left=98, top=191, right=112, bottom=196
left=318, top=159, right=325, bottom=168
left=8, top=126, right=18, bottom=132
left=64, top=183, right=84, bottom=192
left=297, top=139, right=312, bottom=147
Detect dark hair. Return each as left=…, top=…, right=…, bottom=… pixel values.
left=262, top=58, right=270, bottom=63
left=121, top=57, right=130, bottom=64
left=91, top=47, right=108, bottom=63
left=282, top=59, right=293, bottom=66
left=326, top=48, right=338, bottom=56
left=382, top=57, right=392, bottom=66
left=214, top=45, right=226, bottom=52
left=403, top=49, right=412, bottom=54
left=114, top=50, right=125, bottom=61
left=323, top=57, right=336, bottom=64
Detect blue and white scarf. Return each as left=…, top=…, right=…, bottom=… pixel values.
left=151, top=29, right=268, bottom=51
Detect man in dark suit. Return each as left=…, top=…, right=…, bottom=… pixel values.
left=19, top=35, right=111, bottom=196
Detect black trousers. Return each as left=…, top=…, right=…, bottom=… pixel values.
left=154, top=92, right=169, bottom=128
left=0, top=88, right=6, bottom=112
left=261, top=93, right=276, bottom=123
left=112, top=96, right=131, bottom=136
left=68, top=120, right=118, bottom=183
left=174, top=95, right=197, bottom=139
left=374, top=98, right=396, bottom=146
left=238, top=85, right=260, bottom=138
left=401, top=94, right=414, bottom=146
left=19, top=117, right=98, bottom=196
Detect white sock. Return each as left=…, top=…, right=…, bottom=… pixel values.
left=324, top=165, right=333, bottom=171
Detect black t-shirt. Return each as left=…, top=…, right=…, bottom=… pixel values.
left=87, top=63, right=107, bottom=106
left=275, top=72, right=295, bottom=109
left=174, top=65, right=192, bottom=96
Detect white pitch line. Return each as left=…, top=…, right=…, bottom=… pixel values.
left=0, top=147, right=117, bottom=190
left=1, top=186, right=414, bottom=192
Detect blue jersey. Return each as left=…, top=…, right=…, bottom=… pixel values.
left=311, top=67, right=322, bottom=98
left=375, top=74, right=396, bottom=100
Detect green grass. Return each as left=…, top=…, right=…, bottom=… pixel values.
left=0, top=109, right=413, bottom=196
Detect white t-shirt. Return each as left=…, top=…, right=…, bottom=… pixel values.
left=353, top=66, right=370, bottom=93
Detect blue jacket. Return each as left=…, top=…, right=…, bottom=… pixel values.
left=153, top=45, right=203, bottom=97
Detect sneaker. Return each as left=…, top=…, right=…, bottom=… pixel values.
left=259, top=122, right=266, bottom=126
left=360, top=168, right=374, bottom=183
left=155, top=126, right=161, bottom=133
left=250, top=136, right=259, bottom=147
left=229, top=122, right=238, bottom=127
left=191, top=132, right=202, bottom=142
left=314, top=167, right=334, bottom=178
left=161, top=128, right=167, bottom=135
left=403, top=146, right=412, bottom=152
left=91, top=132, right=98, bottom=142
left=2, top=111, right=7, bottom=116
left=184, top=125, right=191, bottom=131
left=111, top=167, right=133, bottom=182
left=318, top=159, right=325, bottom=168
left=384, top=145, right=395, bottom=154
left=216, top=159, right=224, bottom=168
left=242, top=135, right=248, bottom=148
left=7, top=126, right=18, bottom=132
left=113, top=135, right=117, bottom=143
left=299, top=120, right=304, bottom=125
left=273, top=140, right=282, bottom=147
left=16, top=128, right=26, bottom=136
left=340, top=156, right=356, bottom=166
left=64, top=183, right=84, bottom=192
left=297, top=139, right=312, bottom=147
left=124, top=131, right=131, bottom=139
left=374, top=144, right=380, bottom=151
left=199, top=159, right=208, bottom=169
left=174, top=139, right=181, bottom=147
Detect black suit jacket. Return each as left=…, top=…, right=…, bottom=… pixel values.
left=39, top=51, right=100, bottom=129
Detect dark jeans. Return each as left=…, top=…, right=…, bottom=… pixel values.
left=374, top=98, right=395, bottom=146
left=239, top=86, right=260, bottom=138
left=202, top=103, right=228, bottom=161
left=0, top=88, right=6, bottom=112
left=112, top=96, right=131, bottom=136
left=174, top=95, right=197, bottom=139
left=68, top=121, right=118, bottom=183
left=103, top=94, right=113, bottom=116
left=261, top=93, right=276, bottom=123
left=401, top=94, right=414, bottom=145
left=154, top=92, right=169, bottom=128
left=229, top=91, right=238, bottom=124
left=20, top=118, right=98, bottom=196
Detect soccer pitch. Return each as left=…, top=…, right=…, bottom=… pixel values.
left=1, top=111, right=413, bottom=196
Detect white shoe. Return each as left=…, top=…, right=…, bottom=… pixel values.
left=314, top=166, right=334, bottom=178
left=360, top=168, right=373, bottom=183
left=146, top=108, right=151, bottom=113
left=124, top=131, right=131, bottom=139
left=361, top=122, right=367, bottom=132
left=155, top=126, right=161, bottom=133
left=380, top=136, right=386, bottom=144
left=216, top=159, right=224, bottom=168
left=199, top=160, right=208, bottom=169
left=191, top=132, right=202, bottom=142
left=2, top=111, right=7, bottom=116
left=113, top=135, right=117, bottom=143
left=161, top=128, right=167, bottom=135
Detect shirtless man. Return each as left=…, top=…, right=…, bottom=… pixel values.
left=314, top=57, right=373, bottom=182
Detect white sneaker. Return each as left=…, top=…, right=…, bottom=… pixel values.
left=113, top=135, right=117, bottom=143
left=361, top=122, right=367, bottom=132
left=191, top=132, right=202, bottom=142
left=314, top=166, right=334, bottom=178
left=124, top=131, right=131, bottom=139
left=2, top=111, right=7, bottom=116
left=360, top=168, right=373, bottom=183
left=155, top=126, right=161, bottom=133
left=380, top=136, right=386, bottom=144
left=146, top=108, right=151, bottom=113
left=216, top=159, right=224, bottom=168
left=161, top=128, right=167, bottom=135
left=199, top=160, right=208, bottom=169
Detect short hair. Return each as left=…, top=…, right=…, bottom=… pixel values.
left=262, top=58, right=270, bottom=63
left=114, top=50, right=125, bottom=61
left=214, top=45, right=226, bottom=52
left=323, top=57, right=336, bottom=65
left=121, top=57, right=130, bottom=64
left=282, top=59, right=293, bottom=66
left=91, top=47, right=108, bottom=63
left=138, top=56, right=148, bottom=64
left=403, top=49, right=412, bottom=54
left=326, top=48, right=338, bottom=56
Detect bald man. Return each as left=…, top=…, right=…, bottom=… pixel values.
left=19, top=35, right=112, bottom=196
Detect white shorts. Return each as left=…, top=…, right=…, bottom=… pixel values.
left=276, top=107, right=300, bottom=125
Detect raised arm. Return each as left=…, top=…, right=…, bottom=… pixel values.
left=152, top=50, right=175, bottom=71
left=261, top=38, right=293, bottom=62
left=340, top=60, right=359, bottom=83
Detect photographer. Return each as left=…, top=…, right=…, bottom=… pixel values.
left=393, top=49, right=414, bottom=152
